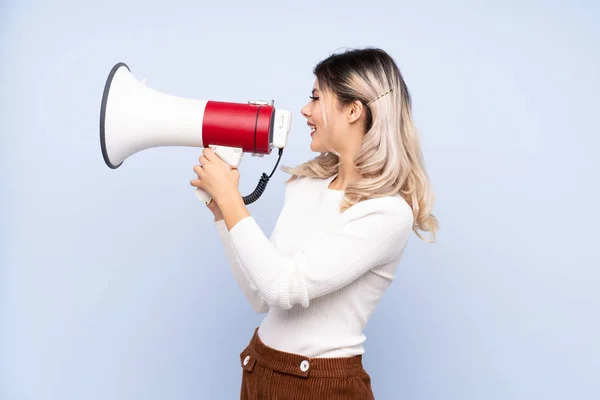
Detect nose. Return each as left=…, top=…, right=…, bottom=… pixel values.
left=301, top=103, right=311, bottom=119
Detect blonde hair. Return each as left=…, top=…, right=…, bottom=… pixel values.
left=280, top=47, right=438, bottom=242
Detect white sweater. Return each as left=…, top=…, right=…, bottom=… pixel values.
left=214, top=173, right=414, bottom=358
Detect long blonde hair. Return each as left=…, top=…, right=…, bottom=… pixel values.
left=281, top=47, right=438, bottom=242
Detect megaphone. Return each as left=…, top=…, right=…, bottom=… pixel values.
left=99, top=62, right=292, bottom=205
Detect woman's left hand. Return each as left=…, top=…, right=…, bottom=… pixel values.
left=190, top=147, right=240, bottom=203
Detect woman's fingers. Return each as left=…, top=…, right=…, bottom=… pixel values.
left=191, top=155, right=209, bottom=188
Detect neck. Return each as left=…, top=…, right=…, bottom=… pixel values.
left=330, top=155, right=362, bottom=190
left=329, top=127, right=365, bottom=190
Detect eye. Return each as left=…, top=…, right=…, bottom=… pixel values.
left=309, top=95, right=319, bottom=101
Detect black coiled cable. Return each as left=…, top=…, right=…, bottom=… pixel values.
left=242, top=148, right=284, bottom=205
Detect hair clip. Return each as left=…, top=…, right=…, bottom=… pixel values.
left=367, top=89, right=393, bottom=105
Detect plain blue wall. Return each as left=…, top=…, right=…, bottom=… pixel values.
left=1, top=0, right=599, bottom=399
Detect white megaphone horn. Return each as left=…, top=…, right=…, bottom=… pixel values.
left=99, top=62, right=292, bottom=205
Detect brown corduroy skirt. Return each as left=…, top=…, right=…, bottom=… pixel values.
left=239, top=327, right=375, bottom=399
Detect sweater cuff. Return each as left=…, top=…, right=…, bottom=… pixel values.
left=214, top=219, right=228, bottom=235
left=227, top=216, right=261, bottom=248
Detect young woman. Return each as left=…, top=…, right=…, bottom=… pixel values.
left=191, top=47, right=438, bottom=399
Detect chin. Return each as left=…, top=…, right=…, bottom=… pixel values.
left=310, top=142, right=324, bottom=153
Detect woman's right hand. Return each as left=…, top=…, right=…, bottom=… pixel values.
left=207, top=199, right=224, bottom=222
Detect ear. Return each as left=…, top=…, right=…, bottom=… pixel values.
left=346, top=100, right=365, bottom=124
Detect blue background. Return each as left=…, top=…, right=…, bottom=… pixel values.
left=1, top=0, right=599, bottom=399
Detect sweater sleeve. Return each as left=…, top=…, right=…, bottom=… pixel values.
left=227, top=197, right=414, bottom=310
left=214, top=219, right=269, bottom=314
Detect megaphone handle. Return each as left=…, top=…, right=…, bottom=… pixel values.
left=194, top=188, right=213, bottom=205
left=194, top=145, right=244, bottom=205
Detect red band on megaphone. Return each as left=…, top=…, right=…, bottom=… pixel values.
left=202, top=101, right=273, bottom=154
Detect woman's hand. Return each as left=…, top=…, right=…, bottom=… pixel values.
left=190, top=147, right=241, bottom=205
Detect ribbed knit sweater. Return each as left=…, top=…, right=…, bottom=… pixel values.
left=214, top=173, right=414, bottom=358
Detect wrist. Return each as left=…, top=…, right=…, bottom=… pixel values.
left=213, top=189, right=241, bottom=206
left=216, top=191, right=250, bottom=231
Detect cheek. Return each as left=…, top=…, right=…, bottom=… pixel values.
left=312, top=104, right=323, bottom=125
left=316, top=115, right=327, bottom=132
left=318, top=113, right=338, bottom=134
